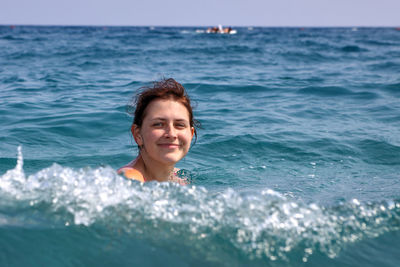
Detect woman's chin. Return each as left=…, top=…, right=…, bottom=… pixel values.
left=158, top=154, right=184, bottom=165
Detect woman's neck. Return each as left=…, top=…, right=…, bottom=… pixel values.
left=135, top=154, right=175, bottom=182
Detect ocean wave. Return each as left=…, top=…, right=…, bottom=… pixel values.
left=187, top=83, right=276, bottom=94
left=340, top=45, right=368, bottom=52
left=383, top=82, right=400, bottom=96
left=6, top=51, right=41, bottom=60
left=0, top=35, right=26, bottom=41
left=368, top=61, right=400, bottom=72
left=296, top=86, right=380, bottom=100
left=297, top=86, right=353, bottom=97
left=1, top=75, right=26, bottom=84
left=356, top=139, right=400, bottom=165
left=1, top=147, right=399, bottom=264
left=280, top=51, right=335, bottom=63
left=360, top=39, right=398, bottom=46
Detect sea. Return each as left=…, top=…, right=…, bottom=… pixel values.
left=0, top=25, right=400, bottom=266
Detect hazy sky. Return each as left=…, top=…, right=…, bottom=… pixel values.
left=1, top=0, right=399, bottom=27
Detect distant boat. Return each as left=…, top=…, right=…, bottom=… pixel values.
left=205, top=24, right=237, bottom=34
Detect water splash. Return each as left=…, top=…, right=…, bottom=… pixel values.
left=0, top=146, right=26, bottom=196
left=0, top=147, right=399, bottom=262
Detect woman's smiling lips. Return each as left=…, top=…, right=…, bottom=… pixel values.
left=158, top=143, right=180, bottom=149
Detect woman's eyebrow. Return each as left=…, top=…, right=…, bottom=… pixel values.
left=151, top=117, right=188, bottom=122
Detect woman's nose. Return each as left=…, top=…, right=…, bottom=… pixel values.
left=165, top=124, right=177, bottom=137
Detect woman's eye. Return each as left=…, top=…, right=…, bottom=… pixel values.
left=175, top=123, right=186, bottom=128
left=153, top=122, right=163, bottom=127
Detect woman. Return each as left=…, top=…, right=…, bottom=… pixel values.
left=118, top=78, right=198, bottom=183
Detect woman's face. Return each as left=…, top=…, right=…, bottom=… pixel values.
left=133, top=99, right=194, bottom=165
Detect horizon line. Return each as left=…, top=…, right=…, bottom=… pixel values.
left=1, top=23, right=400, bottom=28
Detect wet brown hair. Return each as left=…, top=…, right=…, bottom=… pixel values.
left=128, top=78, right=199, bottom=144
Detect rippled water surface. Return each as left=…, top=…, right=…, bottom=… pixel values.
left=1, top=26, right=400, bottom=266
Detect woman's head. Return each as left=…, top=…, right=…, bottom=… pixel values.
left=130, top=78, right=198, bottom=142
left=128, top=79, right=199, bottom=165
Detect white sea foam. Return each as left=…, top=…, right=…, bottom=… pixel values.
left=1, top=147, right=399, bottom=261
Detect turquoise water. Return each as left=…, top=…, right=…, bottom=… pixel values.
left=1, top=26, right=400, bottom=266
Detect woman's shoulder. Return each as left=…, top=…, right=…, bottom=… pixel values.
left=118, top=166, right=145, bottom=183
